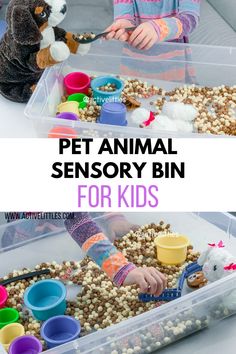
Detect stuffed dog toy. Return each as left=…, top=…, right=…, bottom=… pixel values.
left=0, top=0, right=88, bottom=103
left=198, top=241, right=236, bottom=311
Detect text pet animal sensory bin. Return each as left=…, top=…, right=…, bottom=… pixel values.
left=24, top=280, right=66, bottom=321
left=0, top=213, right=236, bottom=354
left=24, top=41, right=236, bottom=138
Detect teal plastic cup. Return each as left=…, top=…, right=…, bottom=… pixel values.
left=91, top=76, right=124, bottom=106
left=24, top=280, right=66, bottom=321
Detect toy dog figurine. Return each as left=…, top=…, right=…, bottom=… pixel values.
left=187, top=271, right=207, bottom=289
left=0, top=0, right=89, bottom=103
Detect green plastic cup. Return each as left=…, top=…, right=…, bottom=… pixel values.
left=0, top=309, right=19, bottom=329
left=67, top=93, right=88, bottom=109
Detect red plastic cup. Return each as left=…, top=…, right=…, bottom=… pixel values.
left=48, top=127, right=78, bottom=139
left=0, top=286, right=8, bottom=309
left=64, top=72, right=91, bottom=95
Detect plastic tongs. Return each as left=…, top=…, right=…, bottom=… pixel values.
left=0, top=269, right=51, bottom=286
left=74, top=27, right=136, bottom=44
left=138, top=262, right=203, bottom=303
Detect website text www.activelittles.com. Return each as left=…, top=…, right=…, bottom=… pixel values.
left=4, top=212, right=75, bottom=221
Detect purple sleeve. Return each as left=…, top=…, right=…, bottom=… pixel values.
left=64, top=212, right=136, bottom=287
left=175, top=13, right=199, bottom=37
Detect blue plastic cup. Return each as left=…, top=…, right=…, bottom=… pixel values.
left=41, top=316, right=81, bottom=349
left=24, top=280, right=66, bottom=321
left=98, top=102, right=127, bottom=126
left=91, top=76, right=124, bottom=106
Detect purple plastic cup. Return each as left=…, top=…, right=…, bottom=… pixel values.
left=98, top=102, right=127, bottom=126
left=56, top=112, right=78, bottom=121
left=9, top=335, right=42, bottom=354
left=41, top=316, right=81, bottom=349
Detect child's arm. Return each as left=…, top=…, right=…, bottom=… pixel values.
left=65, top=212, right=166, bottom=293
left=129, top=0, right=200, bottom=50
left=65, top=212, right=136, bottom=286
left=151, top=0, right=200, bottom=42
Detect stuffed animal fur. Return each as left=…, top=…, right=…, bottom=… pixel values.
left=0, top=0, right=88, bottom=103
left=198, top=241, right=236, bottom=311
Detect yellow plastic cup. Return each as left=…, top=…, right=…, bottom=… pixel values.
left=155, top=233, right=190, bottom=265
left=57, top=101, right=79, bottom=116
left=0, top=323, right=25, bottom=351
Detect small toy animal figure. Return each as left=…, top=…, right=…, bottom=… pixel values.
left=0, top=0, right=87, bottom=103
left=187, top=271, right=207, bottom=289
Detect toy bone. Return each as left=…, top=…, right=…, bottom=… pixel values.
left=198, top=241, right=236, bottom=311
left=0, top=0, right=90, bottom=103
left=123, top=94, right=141, bottom=111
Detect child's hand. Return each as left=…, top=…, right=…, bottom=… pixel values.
left=106, top=214, right=139, bottom=241
left=128, top=22, right=158, bottom=50
left=105, top=19, right=134, bottom=41
left=123, top=267, right=167, bottom=295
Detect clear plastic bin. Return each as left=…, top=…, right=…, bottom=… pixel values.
left=24, top=41, right=236, bottom=138
left=1, top=212, right=236, bottom=354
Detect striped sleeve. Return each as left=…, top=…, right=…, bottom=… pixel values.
left=151, top=0, right=200, bottom=42
left=64, top=212, right=136, bottom=286
left=114, top=0, right=135, bottom=24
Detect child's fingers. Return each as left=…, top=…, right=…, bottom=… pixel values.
left=143, top=38, right=157, bottom=51
left=105, top=22, right=120, bottom=32
left=137, top=35, right=152, bottom=50
left=157, top=270, right=167, bottom=289
left=106, top=31, right=116, bottom=40
left=137, top=275, right=149, bottom=293
left=119, top=33, right=129, bottom=42
left=131, top=32, right=147, bottom=48
left=143, top=270, right=158, bottom=294
left=110, top=22, right=124, bottom=32
left=114, top=28, right=126, bottom=40
left=129, top=26, right=143, bottom=44
left=149, top=269, right=164, bottom=295
left=105, top=25, right=113, bottom=32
